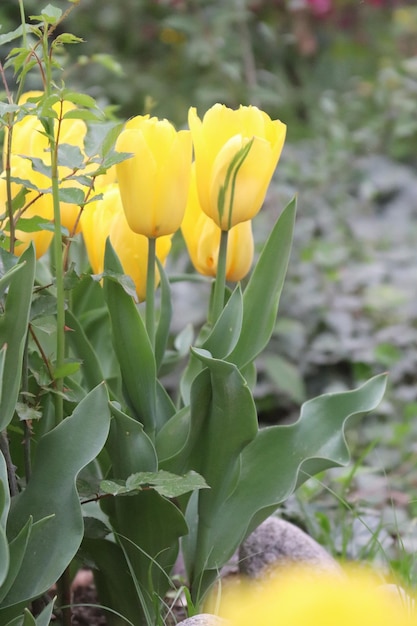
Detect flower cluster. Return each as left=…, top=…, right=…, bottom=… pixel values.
left=1, top=99, right=286, bottom=299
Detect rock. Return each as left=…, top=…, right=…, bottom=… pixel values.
left=239, top=516, right=343, bottom=578
left=178, top=614, right=225, bottom=626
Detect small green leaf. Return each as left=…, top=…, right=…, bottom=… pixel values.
left=62, top=109, right=104, bottom=122
left=62, top=91, right=97, bottom=109
left=15, top=403, right=42, bottom=422
left=58, top=187, right=85, bottom=206
left=0, top=25, right=32, bottom=46
left=9, top=176, right=48, bottom=193
left=96, top=269, right=136, bottom=300
left=53, top=33, right=84, bottom=46
left=100, top=479, right=126, bottom=496
left=57, top=143, right=85, bottom=170
left=40, top=5, right=62, bottom=23
left=84, top=121, right=123, bottom=158
left=53, top=359, right=81, bottom=379
left=14, top=216, right=50, bottom=234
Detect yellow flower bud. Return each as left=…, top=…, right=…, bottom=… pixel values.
left=182, top=166, right=254, bottom=281
left=81, top=184, right=172, bottom=301
left=115, top=115, right=192, bottom=238
left=188, top=103, right=286, bottom=230
left=217, top=566, right=416, bottom=626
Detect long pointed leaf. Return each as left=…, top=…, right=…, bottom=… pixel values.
left=103, top=241, right=157, bottom=435
left=0, top=245, right=35, bottom=430
left=228, top=198, right=296, bottom=368
left=155, top=257, right=172, bottom=372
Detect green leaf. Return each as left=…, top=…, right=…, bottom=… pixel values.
left=34, top=598, right=55, bottom=626
left=155, top=405, right=191, bottom=471
left=263, top=353, right=306, bottom=404
left=0, top=345, right=7, bottom=406
left=103, top=403, right=188, bottom=622
left=80, top=537, right=141, bottom=626
left=53, top=33, right=84, bottom=45
left=14, top=216, right=50, bottom=234
left=101, top=470, right=208, bottom=499
left=65, top=309, right=105, bottom=391
left=109, top=490, right=188, bottom=621
left=33, top=5, right=62, bottom=23
left=57, top=143, right=85, bottom=170
left=57, top=187, right=85, bottom=206
left=107, top=402, right=157, bottom=477
left=84, top=121, right=124, bottom=158
left=2, top=384, right=110, bottom=607
left=202, top=284, right=243, bottom=358
left=188, top=373, right=387, bottom=597
left=20, top=156, right=51, bottom=178
left=0, top=516, right=42, bottom=604
left=53, top=359, right=81, bottom=379
left=155, top=258, right=172, bottom=372
left=62, top=109, right=104, bottom=122
left=61, top=91, right=97, bottom=109
left=0, top=251, right=19, bottom=289
left=0, top=246, right=35, bottom=430
left=0, top=25, right=32, bottom=47
left=98, top=269, right=137, bottom=299
left=182, top=351, right=258, bottom=581
left=228, top=198, right=296, bottom=368
left=0, top=453, right=10, bottom=588
left=103, top=241, right=157, bottom=435
left=15, top=403, right=42, bottom=422
left=0, top=524, right=8, bottom=591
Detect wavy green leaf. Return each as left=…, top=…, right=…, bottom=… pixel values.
left=188, top=373, right=387, bottom=600
left=2, top=383, right=110, bottom=608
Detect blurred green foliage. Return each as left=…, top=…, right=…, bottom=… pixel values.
left=1, top=0, right=415, bottom=149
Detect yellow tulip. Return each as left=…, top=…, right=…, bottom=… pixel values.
left=80, top=185, right=120, bottom=275
left=115, top=115, right=192, bottom=238
left=0, top=157, right=54, bottom=259
left=5, top=92, right=88, bottom=235
left=182, top=166, right=254, bottom=281
left=81, top=184, right=172, bottom=301
left=188, top=103, right=286, bottom=230
left=217, top=566, right=416, bottom=626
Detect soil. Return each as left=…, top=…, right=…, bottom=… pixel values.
left=51, top=569, right=188, bottom=625
left=71, top=577, right=107, bottom=626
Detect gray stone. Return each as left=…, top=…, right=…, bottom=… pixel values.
left=178, top=614, right=225, bottom=626
left=239, top=517, right=343, bottom=578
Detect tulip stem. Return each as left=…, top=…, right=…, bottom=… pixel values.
left=210, top=229, right=229, bottom=326
left=146, top=237, right=156, bottom=349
